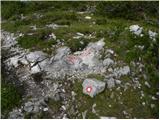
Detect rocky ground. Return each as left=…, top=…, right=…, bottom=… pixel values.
left=1, top=2, right=159, bottom=119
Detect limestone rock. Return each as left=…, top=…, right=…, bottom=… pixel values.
left=26, top=51, right=47, bottom=63
left=82, top=78, right=106, bottom=98
left=103, top=58, right=114, bottom=67
left=129, top=25, right=143, bottom=36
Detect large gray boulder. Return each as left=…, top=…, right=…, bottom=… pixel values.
left=82, top=78, right=106, bottom=98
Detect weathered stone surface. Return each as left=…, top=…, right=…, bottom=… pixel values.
left=26, top=51, right=47, bottom=63
left=103, top=58, right=114, bottom=66
left=106, top=78, right=115, bottom=89
left=129, top=25, right=143, bottom=36
left=82, top=78, right=106, bottom=98
left=54, top=47, right=71, bottom=61
left=30, top=64, right=41, bottom=74
left=114, top=66, right=130, bottom=77
left=24, top=102, right=34, bottom=112
left=8, top=109, right=24, bottom=119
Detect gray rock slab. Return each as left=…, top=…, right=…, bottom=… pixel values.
left=82, top=78, right=106, bottom=98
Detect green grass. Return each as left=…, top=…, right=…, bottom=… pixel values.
left=1, top=82, right=22, bottom=115
left=87, top=74, right=105, bottom=80
left=47, top=98, right=62, bottom=113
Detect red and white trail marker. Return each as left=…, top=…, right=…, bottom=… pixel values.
left=86, top=86, right=92, bottom=93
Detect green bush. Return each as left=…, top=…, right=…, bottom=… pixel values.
left=96, top=1, right=158, bottom=20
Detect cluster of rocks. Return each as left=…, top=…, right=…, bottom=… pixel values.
left=2, top=24, right=149, bottom=118
left=129, top=24, right=157, bottom=42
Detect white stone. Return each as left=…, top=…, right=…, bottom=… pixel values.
left=26, top=51, right=47, bottom=63
left=82, top=110, right=87, bottom=119
left=30, top=25, right=37, bottom=30
left=9, top=56, right=19, bottom=67
left=61, top=105, right=66, bottom=111
left=82, top=78, right=106, bottom=98
left=24, top=102, right=33, bottom=112
left=103, top=58, right=114, bottom=66
left=144, top=81, right=151, bottom=88
left=151, top=96, right=157, bottom=100
left=92, top=103, right=96, bottom=113
left=114, top=66, right=130, bottom=76
left=106, top=49, right=114, bottom=54
left=106, top=78, right=115, bottom=89
left=85, top=16, right=91, bottom=19
left=31, top=64, right=41, bottom=74
left=151, top=104, right=155, bottom=108
left=49, top=33, right=56, bottom=40
left=129, top=25, right=143, bottom=36
left=142, top=102, right=145, bottom=106
left=148, top=30, right=157, bottom=41
left=76, top=32, right=84, bottom=36
left=43, top=108, right=48, bottom=111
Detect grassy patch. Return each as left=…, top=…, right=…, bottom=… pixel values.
left=87, top=74, right=105, bottom=80
left=1, top=82, right=22, bottom=115
left=72, top=80, right=157, bottom=119
left=48, top=98, right=61, bottom=113
left=17, top=29, right=57, bottom=54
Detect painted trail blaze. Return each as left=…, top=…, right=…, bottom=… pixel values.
left=86, top=86, right=92, bottom=93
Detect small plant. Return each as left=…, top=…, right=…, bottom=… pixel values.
left=66, top=38, right=89, bottom=52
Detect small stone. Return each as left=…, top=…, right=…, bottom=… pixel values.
left=71, top=91, right=76, bottom=96
left=8, top=109, right=24, bottom=119
left=43, top=108, right=48, bottom=112
left=61, top=105, right=66, bottom=111
left=92, top=103, right=96, bottom=113
left=82, top=78, right=106, bottom=98
left=85, top=16, right=91, bottom=19
left=148, top=30, right=157, bottom=41
left=82, top=110, right=87, bottom=119
left=144, top=81, right=151, bottom=88
left=103, top=58, right=114, bottom=66
left=33, top=106, right=39, bottom=113
left=106, top=78, right=115, bottom=89
left=115, top=80, right=121, bottom=85
left=151, top=104, right=155, bottom=108
left=142, top=102, right=145, bottom=106
left=151, top=96, right=157, bottom=100
left=129, top=25, right=143, bottom=36
left=24, top=102, right=33, bottom=112
left=49, top=33, right=56, bottom=40
left=108, top=68, right=113, bottom=72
